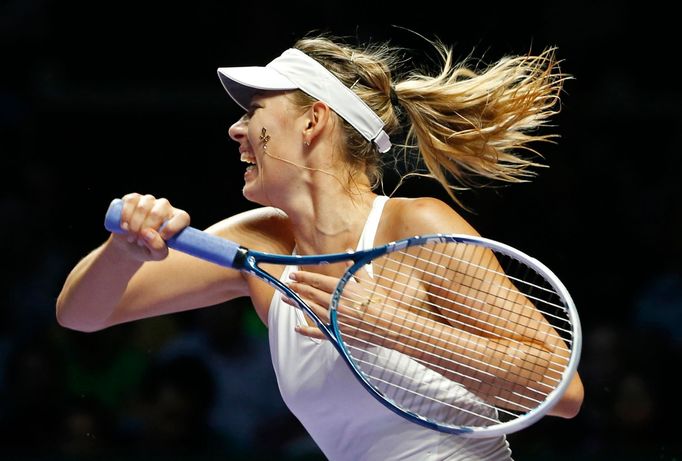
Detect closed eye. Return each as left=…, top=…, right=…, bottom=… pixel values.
left=247, top=103, right=262, bottom=118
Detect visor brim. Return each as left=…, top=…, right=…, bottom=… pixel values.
left=217, top=66, right=298, bottom=110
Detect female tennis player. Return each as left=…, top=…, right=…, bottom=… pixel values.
left=57, top=33, right=584, bottom=460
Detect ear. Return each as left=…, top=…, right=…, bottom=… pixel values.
left=302, top=100, right=332, bottom=146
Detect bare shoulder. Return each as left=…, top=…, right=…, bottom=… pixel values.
left=381, top=197, right=480, bottom=241
left=204, top=206, right=295, bottom=254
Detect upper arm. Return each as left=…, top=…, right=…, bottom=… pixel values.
left=382, top=197, right=583, bottom=413
left=382, top=197, right=559, bottom=345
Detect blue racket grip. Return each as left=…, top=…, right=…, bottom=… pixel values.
left=104, top=198, right=241, bottom=268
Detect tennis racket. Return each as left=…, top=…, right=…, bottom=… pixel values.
left=104, top=198, right=581, bottom=437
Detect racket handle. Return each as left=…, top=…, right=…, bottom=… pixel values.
left=104, top=198, right=241, bottom=268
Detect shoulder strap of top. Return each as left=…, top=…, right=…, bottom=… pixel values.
left=356, top=195, right=389, bottom=251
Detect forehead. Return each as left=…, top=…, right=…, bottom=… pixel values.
left=251, top=90, right=292, bottom=105
left=249, top=91, right=305, bottom=124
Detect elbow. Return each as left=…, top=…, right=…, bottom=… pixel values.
left=551, top=374, right=584, bottom=419
left=554, top=393, right=583, bottom=419
left=56, top=315, right=99, bottom=333
left=55, top=295, right=105, bottom=333
left=56, top=314, right=105, bottom=333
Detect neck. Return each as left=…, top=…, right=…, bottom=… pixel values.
left=280, top=178, right=376, bottom=255
left=259, top=137, right=378, bottom=254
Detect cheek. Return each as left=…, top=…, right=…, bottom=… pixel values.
left=248, top=123, right=264, bottom=147
left=250, top=103, right=300, bottom=154
left=248, top=119, right=276, bottom=151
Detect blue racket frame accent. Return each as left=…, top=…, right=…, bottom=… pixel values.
left=104, top=198, right=581, bottom=437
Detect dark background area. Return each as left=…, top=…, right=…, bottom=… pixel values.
left=1, top=1, right=681, bottom=460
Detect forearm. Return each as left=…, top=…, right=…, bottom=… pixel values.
left=373, top=309, right=559, bottom=411
left=56, top=235, right=143, bottom=332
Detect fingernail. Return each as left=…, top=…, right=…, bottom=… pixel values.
left=121, top=221, right=129, bottom=231
left=281, top=295, right=294, bottom=305
left=288, top=272, right=297, bottom=281
left=143, top=230, right=155, bottom=242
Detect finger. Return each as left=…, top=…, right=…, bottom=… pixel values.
left=281, top=294, right=330, bottom=324
left=119, top=193, right=142, bottom=232
left=128, top=194, right=156, bottom=235
left=289, top=270, right=338, bottom=293
left=159, top=209, right=191, bottom=241
left=287, top=281, right=333, bottom=310
left=140, top=228, right=169, bottom=261
left=141, top=197, right=173, bottom=234
left=294, top=325, right=327, bottom=340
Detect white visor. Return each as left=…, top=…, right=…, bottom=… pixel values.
left=217, top=48, right=391, bottom=153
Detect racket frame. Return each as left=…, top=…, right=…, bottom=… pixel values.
left=328, top=234, right=581, bottom=437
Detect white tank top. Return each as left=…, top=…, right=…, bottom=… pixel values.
left=268, top=196, right=513, bottom=461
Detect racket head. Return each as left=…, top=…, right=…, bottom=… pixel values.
left=328, top=234, right=581, bottom=437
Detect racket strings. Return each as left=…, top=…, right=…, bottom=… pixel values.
left=383, top=245, right=573, bottom=350
left=360, top=248, right=501, bottom=422
left=335, top=240, right=574, bottom=426
left=340, top=320, right=542, bottom=426
left=341, top=254, right=571, bottom=375
left=393, top=243, right=573, bottom=371
left=338, top=316, right=552, bottom=404
left=365, top=264, right=571, bottom=371
left=345, top=337, right=540, bottom=416
left=338, top=315, right=553, bottom=424
left=345, top=342, right=516, bottom=422
left=395, top=247, right=573, bottom=334
left=339, top=280, right=529, bottom=377
left=371, top=257, right=573, bottom=356
left=336, top=298, right=559, bottom=406
left=336, top=293, right=562, bottom=390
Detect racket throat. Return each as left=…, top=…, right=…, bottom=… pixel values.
left=232, top=246, right=250, bottom=269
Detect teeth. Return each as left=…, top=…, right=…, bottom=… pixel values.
left=240, top=155, right=257, bottom=165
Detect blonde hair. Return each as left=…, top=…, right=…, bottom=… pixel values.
left=292, top=34, right=569, bottom=207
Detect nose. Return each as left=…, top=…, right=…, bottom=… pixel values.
left=228, top=115, right=248, bottom=142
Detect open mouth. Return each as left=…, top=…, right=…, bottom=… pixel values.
left=241, top=153, right=258, bottom=174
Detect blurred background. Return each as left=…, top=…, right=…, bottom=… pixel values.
left=1, top=1, right=680, bottom=460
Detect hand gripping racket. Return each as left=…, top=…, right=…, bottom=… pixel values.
left=105, top=198, right=581, bottom=437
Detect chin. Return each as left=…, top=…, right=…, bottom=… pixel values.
left=242, top=185, right=269, bottom=207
